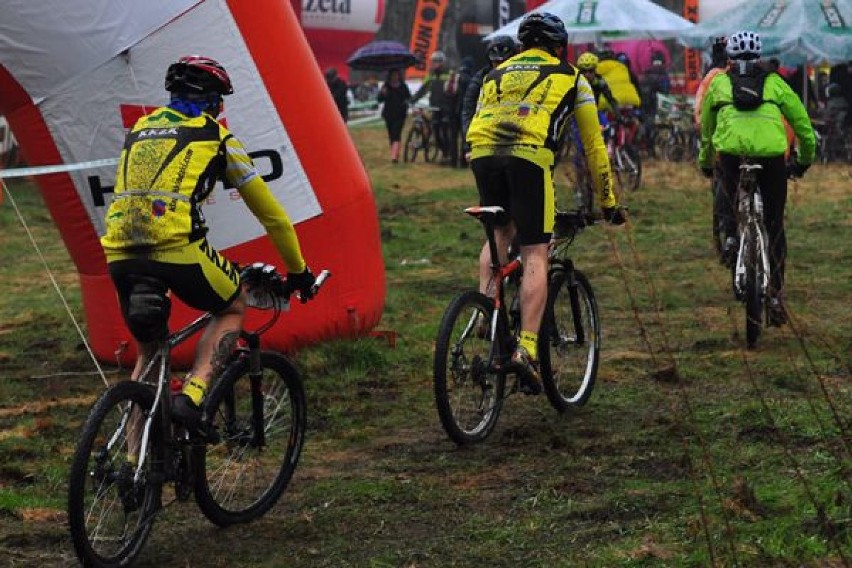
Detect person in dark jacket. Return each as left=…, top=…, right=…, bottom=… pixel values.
left=325, top=67, right=350, bottom=122
left=460, top=36, right=520, bottom=161
left=411, top=51, right=454, bottom=163
left=377, top=68, right=411, bottom=163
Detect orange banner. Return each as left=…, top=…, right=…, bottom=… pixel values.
left=408, top=0, right=449, bottom=79
left=683, top=0, right=701, bottom=94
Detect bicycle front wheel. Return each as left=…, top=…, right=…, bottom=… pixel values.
left=195, top=352, right=307, bottom=526
left=433, top=290, right=506, bottom=445
left=615, top=145, right=642, bottom=192
left=68, top=381, right=161, bottom=568
left=404, top=127, right=423, bottom=163
left=424, top=129, right=440, bottom=163
left=539, top=268, right=600, bottom=412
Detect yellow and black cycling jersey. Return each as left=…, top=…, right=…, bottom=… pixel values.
left=101, top=106, right=305, bottom=272
left=467, top=48, right=616, bottom=208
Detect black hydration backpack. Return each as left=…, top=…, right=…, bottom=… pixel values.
left=729, top=62, right=769, bottom=110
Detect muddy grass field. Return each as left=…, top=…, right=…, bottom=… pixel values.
left=1, top=123, right=850, bottom=567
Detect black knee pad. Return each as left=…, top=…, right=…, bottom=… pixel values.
left=125, top=276, right=171, bottom=343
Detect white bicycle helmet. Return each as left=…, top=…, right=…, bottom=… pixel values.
left=726, top=30, right=762, bottom=60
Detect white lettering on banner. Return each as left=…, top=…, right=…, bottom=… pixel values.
left=758, top=4, right=785, bottom=27
left=497, top=0, right=510, bottom=28
left=821, top=2, right=847, bottom=28
left=576, top=1, right=598, bottom=26
left=301, top=0, right=382, bottom=32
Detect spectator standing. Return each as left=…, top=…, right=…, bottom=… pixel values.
left=325, top=67, right=350, bottom=122
left=411, top=51, right=454, bottom=164
left=639, top=51, right=671, bottom=155
left=449, top=56, right=474, bottom=167
left=377, top=68, right=411, bottom=164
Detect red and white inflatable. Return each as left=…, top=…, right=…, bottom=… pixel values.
left=0, top=0, right=385, bottom=366
left=301, top=0, right=385, bottom=81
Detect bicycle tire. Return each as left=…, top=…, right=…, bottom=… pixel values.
left=195, top=351, right=307, bottom=526
left=619, top=144, right=642, bottom=191
left=424, top=131, right=440, bottom=163
left=68, top=381, right=161, bottom=568
left=433, top=290, right=506, bottom=445
left=539, top=268, right=600, bottom=412
left=711, top=174, right=728, bottom=260
left=404, top=127, right=423, bottom=163
left=743, top=225, right=763, bottom=348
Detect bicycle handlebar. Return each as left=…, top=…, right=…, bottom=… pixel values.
left=240, top=263, right=331, bottom=310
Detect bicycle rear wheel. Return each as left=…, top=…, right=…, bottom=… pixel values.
left=68, top=381, right=161, bottom=568
left=195, top=351, right=307, bottom=526
left=743, top=225, right=764, bottom=348
left=539, top=268, right=600, bottom=412
left=433, top=290, right=505, bottom=445
left=404, top=127, right=423, bottom=163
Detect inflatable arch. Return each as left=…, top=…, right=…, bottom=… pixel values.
left=0, top=0, right=385, bottom=367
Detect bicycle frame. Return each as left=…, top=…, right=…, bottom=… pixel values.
left=479, top=213, right=523, bottom=367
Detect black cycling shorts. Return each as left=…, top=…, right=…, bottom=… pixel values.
left=108, top=238, right=241, bottom=321
left=471, top=155, right=554, bottom=245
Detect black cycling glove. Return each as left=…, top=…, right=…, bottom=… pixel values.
left=700, top=167, right=714, bottom=179
left=287, top=267, right=316, bottom=302
left=786, top=162, right=810, bottom=178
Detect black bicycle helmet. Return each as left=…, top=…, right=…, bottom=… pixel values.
left=517, top=12, right=568, bottom=53
left=486, top=35, right=519, bottom=63
left=165, top=55, right=234, bottom=95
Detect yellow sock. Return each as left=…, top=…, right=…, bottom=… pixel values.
left=182, top=376, right=207, bottom=406
left=126, top=454, right=137, bottom=465
left=519, top=331, right=538, bottom=360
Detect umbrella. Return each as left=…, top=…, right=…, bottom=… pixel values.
left=485, top=0, right=696, bottom=44
left=346, top=40, right=417, bottom=72
left=677, top=0, right=852, bottom=64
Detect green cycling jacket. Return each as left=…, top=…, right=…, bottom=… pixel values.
left=699, top=70, right=816, bottom=168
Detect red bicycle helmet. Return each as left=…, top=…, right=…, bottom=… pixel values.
left=165, top=55, right=233, bottom=95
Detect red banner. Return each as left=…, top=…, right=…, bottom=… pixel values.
left=683, top=0, right=701, bottom=94
left=408, top=0, right=449, bottom=78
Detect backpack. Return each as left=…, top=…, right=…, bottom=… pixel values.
left=729, top=63, right=768, bottom=110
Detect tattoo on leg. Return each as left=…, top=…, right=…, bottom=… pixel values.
left=210, top=331, right=239, bottom=375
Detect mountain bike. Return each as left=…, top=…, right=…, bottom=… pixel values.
left=730, top=161, right=771, bottom=348
left=403, top=106, right=440, bottom=163
left=68, top=264, right=330, bottom=568
left=433, top=207, right=600, bottom=445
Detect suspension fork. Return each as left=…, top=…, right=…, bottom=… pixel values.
left=240, top=331, right=266, bottom=448
left=550, top=259, right=585, bottom=345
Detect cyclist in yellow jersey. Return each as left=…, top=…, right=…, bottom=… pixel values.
left=102, top=55, right=315, bottom=429
left=467, top=12, right=625, bottom=394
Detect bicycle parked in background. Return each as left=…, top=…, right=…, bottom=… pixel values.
left=433, top=207, right=601, bottom=445
left=403, top=106, right=440, bottom=163
left=606, top=109, right=642, bottom=193
left=68, top=264, right=329, bottom=568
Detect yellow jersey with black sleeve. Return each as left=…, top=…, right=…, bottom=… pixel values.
left=101, top=107, right=306, bottom=272
left=467, top=48, right=616, bottom=209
